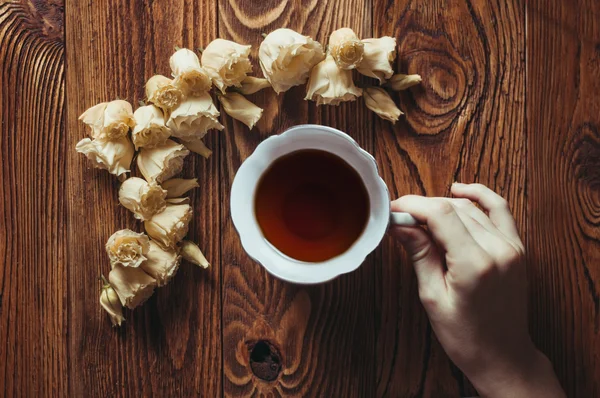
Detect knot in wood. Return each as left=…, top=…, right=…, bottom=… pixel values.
left=248, top=340, right=282, bottom=381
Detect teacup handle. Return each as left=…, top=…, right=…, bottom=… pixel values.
left=391, top=212, right=418, bottom=227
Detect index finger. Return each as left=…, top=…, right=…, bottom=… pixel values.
left=393, top=195, right=486, bottom=262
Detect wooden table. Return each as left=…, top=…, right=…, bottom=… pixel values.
left=1, top=0, right=598, bottom=396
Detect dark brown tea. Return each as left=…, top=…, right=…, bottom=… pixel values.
left=254, top=149, right=370, bottom=262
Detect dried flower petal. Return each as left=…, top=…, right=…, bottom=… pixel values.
left=218, top=92, right=263, bottom=129
left=119, top=177, right=167, bottom=220
left=201, top=39, right=252, bottom=94
left=144, top=203, right=193, bottom=249
left=238, top=76, right=271, bottom=95
left=139, top=240, right=181, bottom=286
left=166, top=94, right=223, bottom=142
left=100, top=280, right=125, bottom=327
left=259, top=28, right=325, bottom=93
left=170, top=48, right=212, bottom=95
left=305, top=54, right=362, bottom=105
left=181, top=139, right=212, bottom=158
left=364, top=87, right=403, bottom=123
left=389, top=73, right=422, bottom=91
left=161, top=178, right=199, bottom=198
left=145, top=75, right=184, bottom=114
left=131, top=105, right=171, bottom=150
left=357, top=37, right=397, bottom=84
left=137, top=139, right=190, bottom=183
left=109, top=265, right=157, bottom=309
left=329, top=28, right=364, bottom=70
left=75, top=136, right=134, bottom=179
left=79, top=100, right=135, bottom=141
left=180, top=240, right=210, bottom=268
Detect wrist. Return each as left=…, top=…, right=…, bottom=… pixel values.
left=466, top=344, right=564, bottom=398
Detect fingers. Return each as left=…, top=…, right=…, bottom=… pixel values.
left=390, top=225, right=447, bottom=300
left=393, top=196, right=486, bottom=262
left=451, top=183, right=523, bottom=251
left=450, top=204, right=520, bottom=271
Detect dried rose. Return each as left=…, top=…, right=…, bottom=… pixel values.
left=170, top=48, right=212, bottom=96
left=181, top=139, right=212, bottom=158
left=389, top=73, right=422, bottom=91
left=119, top=177, right=167, bottom=220
left=305, top=54, right=362, bottom=105
left=201, top=39, right=252, bottom=94
left=145, top=75, right=184, bottom=114
left=75, top=135, right=134, bottom=180
left=79, top=100, right=135, bottom=141
left=109, top=265, right=156, bottom=309
left=356, top=36, right=397, bottom=83
left=144, top=203, right=193, bottom=249
left=238, top=76, right=271, bottom=95
left=137, top=139, right=190, bottom=183
left=131, top=105, right=171, bottom=150
left=139, top=240, right=181, bottom=286
left=166, top=94, right=223, bottom=142
left=259, top=28, right=325, bottom=93
left=105, top=229, right=150, bottom=268
left=161, top=178, right=199, bottom=198
left=180, top=240, right=210, bottom=269
left=217, top=92, right=263, bottom=129
left=100, top=276, right=125, bottom=327
left=364, top=87, right=403, bottom=123
left=329, top=28, right=364, bottom=70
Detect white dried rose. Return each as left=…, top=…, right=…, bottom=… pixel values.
left=161, top=178, right=199, bottom=198
left=357, top=36, right=397, bottom=83
left=106, top=229, right=150, bottom=268
left=180, top=240, right=210, bottom=269
left=145, top=75, right=184, bottom=114
left=109, top=265, right=157, bottom=309
left=217, top=92, right=263, bottom=129
left=166, top=94, right=223, bottom=142
left=139, top=240, right=181, bottom=286
left=131, top=105, right=171, bottom=150
left=329, top=28, right=364, bottom=70
left=137, top=139, right=190, bottom=183
left=364, top=87, right=403, bottom=123
left=238, top=76, right=271, bottom=95
left=119, top=177, right=167, bottom=220
left=181, top=139, right=212, bottom=158
left=100, top=277, right=125, bottom=327
left=75, top=135, right=134, bottom=180
left=201, top=39, right=252, bottom=94
left=169, top=48, right=212, bottom=96
left=305, top=54, right=362, bottom=105
left=144, top=203, right=193, bottom=249
left=259, top=28, right=325, bottom=93
left=79, top=100, right=135, bottom=141
left=389, top=73, right=422, bottom=91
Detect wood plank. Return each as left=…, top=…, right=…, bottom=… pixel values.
left=373, top=0, right=526, bottom=396
left=527, top=1, right=600, bottom=396
left=64, top=1, right=221, bottom=396
left=0, top=1, right=67, bottom=397
left=218, top=1, right=376, bottom=396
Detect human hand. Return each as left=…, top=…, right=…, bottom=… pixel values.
left=391, top=183, right=564, bottom=398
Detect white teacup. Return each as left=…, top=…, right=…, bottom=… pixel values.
left=230, top=124, right=417, bottom=284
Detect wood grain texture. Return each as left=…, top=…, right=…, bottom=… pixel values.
left=218, top=0, right=376, bottom=396
left=64, top=0, right=221, bottom=396
left=373, top=0, right=526, bottom=396
left=0, top=1, right=66, bottom=397
left=527, top=1, right=600, bottom=396
left=1, top=0, right=599, bottom=396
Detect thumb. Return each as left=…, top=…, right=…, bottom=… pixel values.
left=391, top=226, right=447, bottom=298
